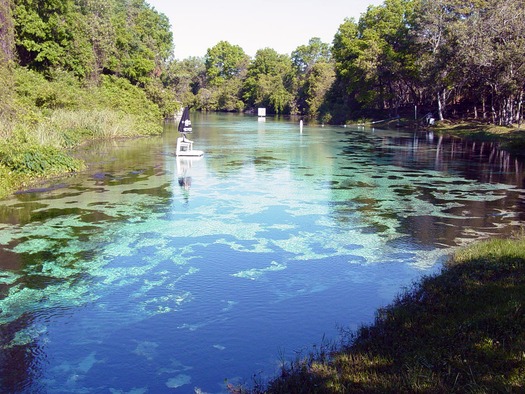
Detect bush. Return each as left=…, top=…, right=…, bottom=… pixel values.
left=0, top=143, right=84, bottom=176
left=0, top=68, right=163, bottom=199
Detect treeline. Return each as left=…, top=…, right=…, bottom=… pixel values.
left=1, top=0, right=525, bottom=127
left=168, top=0, right=525, bottom=126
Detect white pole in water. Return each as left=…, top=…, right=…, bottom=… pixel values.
left=415, top=105, right=417, bottom=120
left=300, top=119, right=303, bottom=133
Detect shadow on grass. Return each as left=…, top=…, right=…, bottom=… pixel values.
left=241, top=236, right=525, bottom=393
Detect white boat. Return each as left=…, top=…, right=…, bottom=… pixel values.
left=176, top=136, right=204, bottom=157
left=176, top=107, right=204, bottom=157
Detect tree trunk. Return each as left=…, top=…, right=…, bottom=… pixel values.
left=437, top=90, right=444, bottom=121
left=517, top=90, right=523, bottom=129
left=0, top=0, right=14, bottom=63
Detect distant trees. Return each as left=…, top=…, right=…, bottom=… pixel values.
left=329, top=0, right=419, bottom=122
left=178, top=38, right=334, bottom=116
left=452, top=0, right=525, bottom=125
left=202, top=41, right=249, bottom=111
left=242, top=47, right=294, bottom=114
left=292, top=38, right=335, bottom=117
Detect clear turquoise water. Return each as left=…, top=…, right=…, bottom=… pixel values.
left=1, top=113, right=524, bottom=392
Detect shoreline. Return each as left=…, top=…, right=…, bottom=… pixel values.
left=246, top=234, right=525, bottom=393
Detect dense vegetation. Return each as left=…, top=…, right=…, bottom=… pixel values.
left=0, top=0, right=173, bottom=198
left=168, top=0, right=525, bottom=126
left=237, top=235, right=525, bottom=393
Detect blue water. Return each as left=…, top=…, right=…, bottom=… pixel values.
left=1, top=113, right=524, bottom=393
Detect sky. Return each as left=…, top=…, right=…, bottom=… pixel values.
left=147, top=0, right=383, bottom=60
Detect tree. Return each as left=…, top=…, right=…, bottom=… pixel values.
left=302, top=62, right=335, bottom=117
left=454, top=0, right=525, bottom=125
left=413, top=0, right=525, bottom=125
left=292, top=37, right=331, bottom=74
left=165, top=56, right=206, bottom=107
left=202, top=41, right=249, bottom=111
left=205, top=40, right=249, bottom=87
left=330, top=0, right=421, bottom=121
left=413, top=0, right=466, bottom=120
left=111, top=0, right=173, bottom=85
left=75, top=0, right=117, bottom=82
left=242, top=48, right=294, bottom=114
left=0, top=0, right=15, bottom=124
left=292, top=37, right=335, bottom=117
left=12, top=0, right=173, bottom=85
left=13, top=0, right=77, bottom=72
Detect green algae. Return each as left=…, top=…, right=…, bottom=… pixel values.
left=232, top=261, right=287, bottom=281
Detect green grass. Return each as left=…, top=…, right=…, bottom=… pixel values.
left=430, top=120, right=525, bottom=155
left=242, top=235, right=525, bottom=393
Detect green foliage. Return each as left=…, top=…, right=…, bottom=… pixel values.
left=326, top=0, right=525, bottom=124
left=0, top=142, right=84, bottom=176
left=292, top=37, right=332, bottom=74
left=2, top=0, right=172, bottom=199
left=14, top=67, right=85, bottom=110
left=0, top=61, right=15, bottom=137
left=35, top=108, right=151, bottom=147
left=291, top=38, right=335, bottom=117
left=94, top=75, right=162, bottom=134
left=200, top=41, right=250, bottom=112
left=13, top=0, right=173, bottom=84
left=16, top=68, right=159, bottom=136
left=242, top=48, right=294, bottom=114
left=0, top=67, right=162, bottom=198
left=205, top=41, right=249, bottom=86
left=331, top=0, right=419, bottom=116
left=164, top=56, right=206, bottom=108
left=303, top=62, right=335, bottom=117
left=0, top=166, right=19, bottom=199
left=13, top=0, right=76, bottom=71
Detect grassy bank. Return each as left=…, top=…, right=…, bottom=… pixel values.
left=243, top=235, right=525, bottom=393
left=353, top=116, right=525, bottom=155
left=0, top=68, right=164, bottom=199
left=431, top=120, right=525, bottom=155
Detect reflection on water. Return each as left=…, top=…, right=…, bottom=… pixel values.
left=1, top=113, right=524, bottom=392
left=176, top=156, right=198, bottom=204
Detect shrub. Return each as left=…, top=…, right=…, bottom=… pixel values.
left=0, top=143, right=84, bottom=176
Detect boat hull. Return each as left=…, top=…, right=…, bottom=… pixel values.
left=176, top=150, right=204, bottom=157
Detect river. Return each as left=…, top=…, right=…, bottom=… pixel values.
left=1, top=112, right=524, bottom=393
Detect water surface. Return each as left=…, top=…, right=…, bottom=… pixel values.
left=1, top=113, right=524, bottom=392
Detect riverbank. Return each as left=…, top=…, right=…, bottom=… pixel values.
left=0, top=68, right=165, bottom=199
left=432, top=120, right=525, bottom=156
left=243, top=235, right=525, bottom=393
left=381, top=117, right=525, bottom=155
